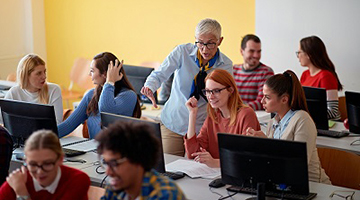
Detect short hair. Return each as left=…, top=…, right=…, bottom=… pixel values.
left=24, top=130, right=63, bottom=158
left=205, top=69, right=246, bottom=126
left=241, top=34, right=261, bottom=50
left=96, top=121, right=160, bottom=171
left=16, top=54, right=49, bottom=104
left=195, top=18, right=222, bottom=40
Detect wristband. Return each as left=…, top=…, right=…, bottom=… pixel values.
left=106, top=81, right=115, bottom=86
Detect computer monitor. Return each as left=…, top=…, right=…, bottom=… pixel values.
left=100, top=112, right=165, bottom=173
left=218, top=133, right=311, bottom=196
left=345, top=91, right=360, bottom=134
left=303, top=86, right=328, bottom=130
left=0, top=99, right=58, bottom=146
left=123, top=64, right=158, bottom=104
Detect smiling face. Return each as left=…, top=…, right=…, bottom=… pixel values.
left=25, top=149, right=62, bottom=187
left=241, top=40, right=261, bottom=70
left=196, top=33, right=223, bottom=63
left=27, top=65, right=46, bottom=92
left=89, top=60, right=106, bottom=85
left=205, top=79, right=233, bottom=111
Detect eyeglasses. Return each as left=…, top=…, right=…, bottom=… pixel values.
left=202, top=87, right=228, bottom=96
left=295, top=51, right=304, bottom=57
left=330, top=190, right=355, bottom=200
left=195, top=41, right=217, bottom=49
left=100, top=157, right=127, bottom=170
left=25, top=159, right=58, bottom=173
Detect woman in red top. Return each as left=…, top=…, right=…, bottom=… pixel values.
left=184, top=69, right=260, bottom=168
left=0, top=130, right=90, bottom=200
left=297, top=36, right=343, bottom=120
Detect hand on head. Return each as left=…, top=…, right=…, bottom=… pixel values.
left=185, top=96, right=199, bottom=113
left=245, top=127, right=267, bottom=138
left=106, top=59, right=124, bottom=83
left=191, top=147, right=219, bottom=168
left=140, top=86, right=158, bottom=108
left=7, top=165, right=29, bottom=195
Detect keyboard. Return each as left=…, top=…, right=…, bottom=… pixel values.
left=227, top=186, right=317, bottom=200
left=161, top=171, right=185, bottom=180
left=317, top=129, right=349, bottom=138
left=63, top=148, right=86, bottom=157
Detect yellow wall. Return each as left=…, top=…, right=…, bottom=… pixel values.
left=44, top=0, right=255, bottom=88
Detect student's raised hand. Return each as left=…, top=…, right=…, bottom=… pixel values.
left=106, top=59, right=124, bottom=83
left=185, top=96, right=198, bottom=114
left=192, top=147, right=220, bottom=168
left=245, top=127, right=267, bottom=138
left=140, top=86, right=158, bottom=108
left=7, top=166, right=29, bottom=196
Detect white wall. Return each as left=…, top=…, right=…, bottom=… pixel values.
left=256, top=0, right=360, bottom=95
left=0, top=0, right=46, bottom=80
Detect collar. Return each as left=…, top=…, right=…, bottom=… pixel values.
left=33, top=166, right=61, bottom=194
left=241, top=62, right=262, bottom=72
left=189, top=44, right=224, bottom=67
left=273, top=109, right=297, bottom=130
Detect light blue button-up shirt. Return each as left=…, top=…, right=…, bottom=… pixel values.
left=273, top=109, right=298, bottom=139
left=144, top=43, right=233, bottom=135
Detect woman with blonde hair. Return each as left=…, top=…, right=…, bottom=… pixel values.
left=0, top=130, right=90, bottom=199
left=5, top=54, right=63, bottom=124
left=184, top=69, right=260, bottom=168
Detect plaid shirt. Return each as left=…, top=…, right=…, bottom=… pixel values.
left=0, top=125, right=13, bottom=185
left=101, top=169, right=185, bottom=200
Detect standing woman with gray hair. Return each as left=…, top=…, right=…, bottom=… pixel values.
left=141, top=18, right=233, bottom=156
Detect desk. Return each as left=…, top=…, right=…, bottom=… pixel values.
left=0, top=80, right=16, bottom=98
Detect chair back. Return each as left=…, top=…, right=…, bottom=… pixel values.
left=69, top=58, right=94, bottom=90
left=338, top=96, right=347, bottom=121
left=88, top=186, right=105, bottom=200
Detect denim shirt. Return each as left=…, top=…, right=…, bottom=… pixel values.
left=144, top=43, right=233, bottom=135
left=273, top=109, right=298, bottom=139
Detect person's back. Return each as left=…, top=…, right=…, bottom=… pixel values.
left=0, top=126, right=12, bottom=186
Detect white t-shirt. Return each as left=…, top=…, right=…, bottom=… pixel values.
left=4, top=82, right=63, bottom=124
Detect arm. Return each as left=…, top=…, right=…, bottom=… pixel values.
left=239, top=107, right=261, bottom=134
left=4, top=166, right=30, bottom=200
left=49, top=84, right=64, bottom=124
left=247, top=69, right=274, bottom=110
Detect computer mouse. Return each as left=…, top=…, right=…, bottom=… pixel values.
left=209, top=178, right=225, bottom=188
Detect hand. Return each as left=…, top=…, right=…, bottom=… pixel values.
left=192, top=147, right=220, bottom=168
left=245, top=127, right=267, bottom=138
left=140, top=86, right=158, bottom=108
left=6, top=166, right=29, bottom=196
left=106, top=59, right=124, bottom=83
left=185, top=96, right=198, bottom=114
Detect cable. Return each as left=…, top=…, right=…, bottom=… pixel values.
left=208, top=187, right=223, bottom=199
left=218, top=191, right=237, bottom=200
left=100, top=175, right=108, bottom=188
left=95, top=165, right=105, bottom=174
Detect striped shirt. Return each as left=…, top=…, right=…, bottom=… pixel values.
left=101, top=169, right=186, bottom=200
left=233, top=63, right=274, bottom=110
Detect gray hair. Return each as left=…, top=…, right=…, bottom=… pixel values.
left=195, top=18, right=222, bottom=40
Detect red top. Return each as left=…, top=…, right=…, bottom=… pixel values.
left=0, top=165, right=90, bottom=200
left=300, top=69, right=338, bottom=90
left=184, top=107, right=260, bottom=159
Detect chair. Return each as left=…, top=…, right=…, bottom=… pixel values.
left=62, top=58, right=94, bottom=108
left=88, top=185, right=105, bottom=200
left=6, top=73, right=16, bottom=82
left=317, top=147, right=360, bottom=190
left=338, top=96, right=347, bottom=121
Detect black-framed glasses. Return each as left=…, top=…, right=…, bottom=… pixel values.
left=25, top=159, right=58, bottom=173
left=195, top=41, right=217, bottom=49
left=100, top=157, right=127, bottom=170
left=330, top=190, right=355, bottom=200
left=202, top=87, right=228, bottom=96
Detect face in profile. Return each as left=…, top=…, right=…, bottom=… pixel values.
left=204, top=79, right=232, bottom=111
left=196, top=33, right=223, bottom=63
left=89, top=60, right=106, bottom=85
left=261, top=84, right=285, bottom=113
left=101, top=150, right=143, bottom=191
left=27, top=65, right=46, bottom=92
left=25, top=148, right=63, bottom=187
left=297, top=45, right=311, bottom=67
left=241, top=40, right=261, bottom=70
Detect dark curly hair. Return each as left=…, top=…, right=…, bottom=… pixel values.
left=95, top=120, right=160, bottom=171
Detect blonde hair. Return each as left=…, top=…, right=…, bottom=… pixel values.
left=24, top=130, right=63, bottom=157
left=17, top=54, right=49, bottom=104
left=205, top=69, right=247, bottom=126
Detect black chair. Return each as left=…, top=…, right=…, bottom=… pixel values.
left=0, top=125, right=13, bottom=185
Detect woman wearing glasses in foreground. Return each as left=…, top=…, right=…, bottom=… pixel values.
left=184, top=69, right=260, bottom=168
left=245, top=70, right=331, bottom=184
left=0, top=130, right=90, bottom=200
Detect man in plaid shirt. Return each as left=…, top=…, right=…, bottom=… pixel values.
left=96, top=121, right=185, bottom=200
left=0, top=125, right=13, bottom=185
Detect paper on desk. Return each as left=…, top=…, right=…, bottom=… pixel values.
left=166, top=159, right=220, bottom=179
left=65, top=139, right=98, bottom=152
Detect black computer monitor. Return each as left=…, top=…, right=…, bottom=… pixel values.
left=303, top=86, right=328, bottom=130
left=345, top=91, right=360, bottom=134
left=0, top=99, right=58, bottom=146
left=123, top=64, right=158, bottom=104
left=100, top=112, right=165, bottom=173
left=218, top=133, right=310, bottom=196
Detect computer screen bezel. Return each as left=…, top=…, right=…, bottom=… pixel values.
left=345, top=91, right=360, bottom=134
left=100, top=112, right=165, bottom=173
left=218, top=133, right=310, bottom=195
left=303, top=86, right=328, bottom=130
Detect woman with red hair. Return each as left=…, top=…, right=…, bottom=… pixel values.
left=184, top=69, right=260, bottom=168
